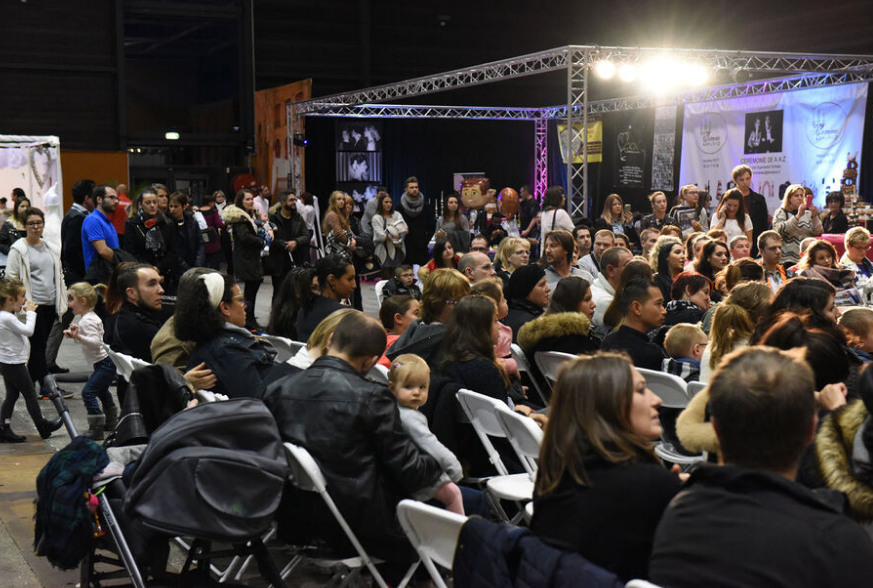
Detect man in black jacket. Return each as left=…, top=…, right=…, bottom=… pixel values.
left=397, top=176, right=435, bottom=266
left=600, top=278, right=666, bottom=370
left=104, top=263, right=165, bottom=362
left=650, top=347, right=873, bottom=588
left=263, top=312, right=447, bottom=565
left=733, top=164, right=769, bottom=257
left=268, top=190, right=310, bottom=303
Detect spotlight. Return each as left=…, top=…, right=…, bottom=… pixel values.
left=293, top=133, right=308, bottom=147
left=165, top=131, right=180, bottom=141
left=679, top=64, right=709, bottom=86
left=732, top=67, right=751, bottom=83
left=594, top=60, right=615, bottom=79
left=618, top=63, right=638, bottom=83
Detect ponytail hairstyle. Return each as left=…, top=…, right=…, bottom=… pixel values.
left=0, top=277, right=25, bottom=304
left=708, top=281, right=772, bottom=369
left=173, top=269, right=236, bottom=343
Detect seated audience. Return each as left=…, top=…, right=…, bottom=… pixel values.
left=758, top=230, right=789, bottom=293
left=795, top=239, right=860, bottom=306
left=542, top=230, right=588, bottom=292
left=418, top=238, right=459, bottom=282
left=103, top=262, right=164, bottom=362
left=822, top=190, right=849, bottom=234
left=263, top=312, right=451, bottom=570
left=708, top=257, right=765, bottom=310
left=639, top=191, right=679, bottom=232
left=266, top=266, right=311, bottom=340
left=650, top=347, right=873, bottom=588
left=591, top=246, right=633, bottom=328
left=503, top=264, right=550, bottom=341
left=664, top=272, right=711, bottom=327
left=839, top=308, right=873, bottom=362
left=594, top=193, right=638, bottom=245
left=377, top=295, right=420, bottom=368
left=754, top=277, right=839, bottom=344
left=572, top=225, right=593, bottom=274
left=388, top=354, right=464, bottom=514
left=662, top=323, right=707, bottom=383
left=601, top=260, right=655, bottom=332
left=296, top=255, right=356, bottom=342
left=638, top=227, right=660, bottom=261
left=579, top=229, right=614, bottom=278
left=175, top=271, right=277, bottom=398
left=601, top=279, right=667, bottom=370
left=693, top=239, right=729, bottom=302
left=651, top=236, right=685, bottom=304
left=387, top=268, right=470, bottom=367
left=670, top=184, right=708, bottom=237
left=682, top=231, right=707, bottom=270
left=470, top=279, right=518, bottom=378
left=532, top=353, right=681, bottom=581
left=659, top=225, right=682, bottom=239
left=728, top=234, right=751, bottom=260
left=706, top=228, right=728, bottom=244
left=381, top=264, right=422, bottom=300
left=458, top=251, right=497, bottom=284
left=518, top=276, right=599, bottom=359
left=840, top=226, right=873, bottom=282
left=493, top=236, right=530, bottom=292
left=287, top=308, right=356, bottom=371
left=614, top=233, right=632, bottom=249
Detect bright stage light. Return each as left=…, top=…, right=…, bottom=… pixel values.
left=618, top=63, right=638, bottom=82
left=165, top=131, right=180, bottom=140
left=594, top=60, right=615, bottom=79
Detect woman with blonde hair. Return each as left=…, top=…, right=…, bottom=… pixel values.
left=669, top=184, right=708, bottom=236
left=640, top=191, right=679, bottom=232
left=772, top=183, right=822, bottom=265
left=532, top=352, right=681, bottom=581
left=287, top=307, right=358, bottom=370
left=322, top=190, right=356, bottom=258
left=495, top=236, right=530, bottom=285
left=594, top=193, right=638, bottom=245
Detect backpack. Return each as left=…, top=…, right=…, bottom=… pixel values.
left=122, top=398, right=288, bottom=541
left=34, top=437, right=109, bottom=569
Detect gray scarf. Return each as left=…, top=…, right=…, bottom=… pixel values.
left=401, top=193, right=424, bottom=217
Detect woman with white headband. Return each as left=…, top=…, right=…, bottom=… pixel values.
left=174, top=270, right=278, bottom=398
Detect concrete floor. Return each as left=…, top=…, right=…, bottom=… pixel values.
left=0, top=277, right=381, bottom=587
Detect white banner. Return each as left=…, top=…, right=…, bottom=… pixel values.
left=679, top=82, right=867, bottom=212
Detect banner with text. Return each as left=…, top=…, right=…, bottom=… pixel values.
left=557, top=120, right=603, bottom=164
left=679, top=82, right=867, bottom=211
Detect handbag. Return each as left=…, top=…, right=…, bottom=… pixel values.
left=324, top=229, right=352, bottom=261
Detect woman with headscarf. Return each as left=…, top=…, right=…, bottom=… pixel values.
left=503, top=264, right=550, bottom=342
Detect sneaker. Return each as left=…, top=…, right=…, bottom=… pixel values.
left=39, top=388, right=75, bottom=400
left=47, top=364, right=70, bottom=374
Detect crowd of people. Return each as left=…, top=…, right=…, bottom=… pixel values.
left=2, top=160, right=873, bottom=587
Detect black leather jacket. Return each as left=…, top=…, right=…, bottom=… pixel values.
left=262, top=355, right=442, bottom=553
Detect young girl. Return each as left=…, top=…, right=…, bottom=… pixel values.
left=0, top=277, right=61, bottom=442
left=63, top=282, right=118, bottom=440
left=388, top=354, right=464, bottom=515
left=470, top=278, right=519, bottom=378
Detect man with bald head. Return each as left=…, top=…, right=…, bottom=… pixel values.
left=459, top=251, right=496, bottom=284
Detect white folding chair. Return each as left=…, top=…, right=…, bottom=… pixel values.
left=533, top=351, right=577, bottom=387
left=259, top=334, right=305, bottom=363
left=374, top=279, right=389, bottom=307
left=456, top=389, right=534, bottom=523
left=283, top=442, right=418, bottom=588
left=687, top=381, right=707, bottom=398
left=103, top=344, right=151, bottom=381
left=625, top=581, right=665, bottom=588
left=396, top=500, right=466, bottom=588
left=510, top=343, right=548, bottom=406
left=367, top=363, right=390, bottom=383
left=494, top=408, right=543, bottom=481
left=637, top=368, right=706, bottom=467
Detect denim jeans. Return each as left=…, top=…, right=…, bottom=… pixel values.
left=82, top=357, right=117, bottom=415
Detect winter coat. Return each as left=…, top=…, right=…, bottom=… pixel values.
left=172, top=211, right=204, bottom=271
left=517, top=312, right=599, bottom=358
left=222, top=204, right=265, bottom=282
left=0, top=219, right=24, bottom=255
left=61, top=205, right=88, bottom=284
left=188, top=323, right=277, bottom=399
left=268, top=208, right=310, bottom=275
left=6, top=238, right=68, bottom=317
left=104, top=301, right=163, bottom=363
left=386, top=319, right=447, bottom=367
left=262, top=355, right=443, bottom=561
left=123, top=213, right=179, bottom=281
left=453, top=516, right=623, bottom=588
left=815, top=399, right=873, bottom=522
left=503, top=298, right=545, bottom=343
left=372, top=211, right=408, bottom=265
left=664, top=299, right=706, bottom=326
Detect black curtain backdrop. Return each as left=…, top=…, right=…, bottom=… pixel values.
left=304, top=117, right=535, bottom=213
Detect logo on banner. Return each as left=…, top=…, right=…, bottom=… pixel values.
left=807, top=102, right=847, bottom=149
left=695, top=113, right=727, bottom=154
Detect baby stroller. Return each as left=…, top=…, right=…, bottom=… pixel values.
left=37, top=374, right=290, bottom=587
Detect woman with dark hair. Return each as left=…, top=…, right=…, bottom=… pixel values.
left=651, top=237, right=685, bottom=304
left=532, top=352, right=681, bottom=581
left=222, top=189, right=272, bottom=327
left=517, top=276, right=599, bottom=360
left=540, top=186, right=574, bottom=233
left=418, top=238, right=459, bottom=282
left=822, top=191, right=849, bottom=234
left=372, top=191, right=408, bottom=278
left=175, top=271, right=277, bottom=398
left=753, top=277, right=839, bottom=343
left=124, top=187, right=180, bottom=293
left=435, top=193, right=470, bottom=254
left=503, top=264, right=550, bottom=341
left=0, top=197, right=29, bottom=255
left=795, top=239, right=860, bottom=306
left=594, top=193, right=638, bottom=245
left=168, top=192, right=204, bottom=272
left=693, top=240, right=729, bottom=303
left=710, top=188, right=753, bottom=243
left=665, top=272, right=711, bottom=326
left=198, top=191, right=225, bottom=270
left=267, top=266, right=312, bottom=340
left=296, top=254, right=356, bottom=342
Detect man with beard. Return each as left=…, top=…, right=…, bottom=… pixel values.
left=542, top=230, right=589, bottom=292
left=397, top=176, right=435, bottom=267
left=81, top=184, right=120, bottom=270
left=269, top=189, right=311, bottom=303
left=103, top=262, right=165, bottom=362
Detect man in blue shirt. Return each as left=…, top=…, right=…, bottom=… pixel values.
left=81, top=185, right=120, bottom=270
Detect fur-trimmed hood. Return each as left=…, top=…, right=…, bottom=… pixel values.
left=221, top=204, right=256, bottom=227
left=517, top=312, right=591, bottom=351
left=816, top=399, right=873, bottom=522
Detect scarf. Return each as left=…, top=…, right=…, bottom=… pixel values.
left=401, top=193, right=424, bottom=217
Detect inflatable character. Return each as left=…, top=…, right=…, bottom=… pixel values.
left=460, top=178, right=490, bottom=210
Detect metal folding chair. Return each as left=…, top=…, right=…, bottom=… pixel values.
left=510, top=343, right=549, bottom=406
left=396, top=500, right=467, bottom=588
left=637, top=368, right=707, bottom=467
left=259, top=334, right=305, bottom=363
left=533, top=350, right=577, bottom=387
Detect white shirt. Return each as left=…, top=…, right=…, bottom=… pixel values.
left=0, top=310, right=36, bottom=364
left=73, top=311, right=108, bottom=365
left=541, top=209, right=575, bottom=234
left=710, top=214, right=753, bottom=241
left=591, top=274, right=616, bottom=328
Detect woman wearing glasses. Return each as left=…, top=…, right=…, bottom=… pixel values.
left=5, top=207, right=68, bottom=396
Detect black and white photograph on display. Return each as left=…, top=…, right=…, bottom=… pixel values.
left=744, top=109, right=783, bottom=154
left=341, top=182, right=380, bottom=207
left=336, top=121, right=383, bottom=152
left=674, top=207, right=699, bottom=233
left=336, top=152, right=382, bottom=182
